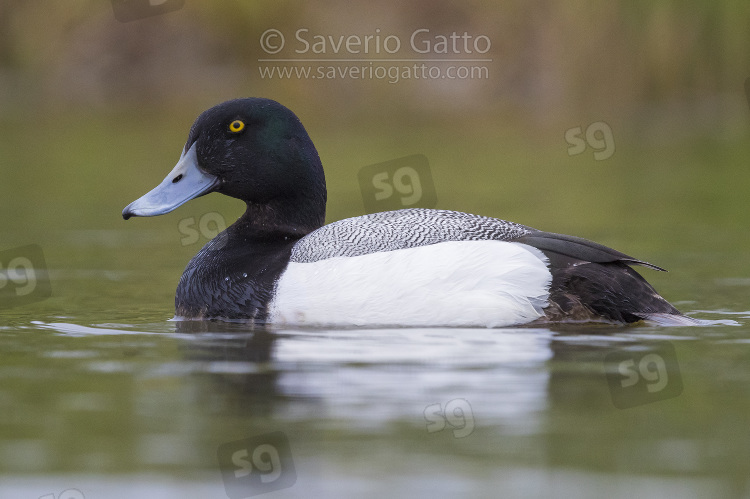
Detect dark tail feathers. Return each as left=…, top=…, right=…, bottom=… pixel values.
left=543, top=261, right=682, bottom=324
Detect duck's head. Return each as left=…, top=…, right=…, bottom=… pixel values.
left=122, top=98, right=326, bottom=232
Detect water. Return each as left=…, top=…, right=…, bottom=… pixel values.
left=2, top=114, right=750, bottom=498
left=1, top=277, right=749, bottom=498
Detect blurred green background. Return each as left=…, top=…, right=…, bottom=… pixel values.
left=2, top=0, right=748, bottom=316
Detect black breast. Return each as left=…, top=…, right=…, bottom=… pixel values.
left=175, top=231, right=298, bottom=321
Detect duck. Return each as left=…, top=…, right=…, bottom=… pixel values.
left=122, top=97, right=695, bottom=327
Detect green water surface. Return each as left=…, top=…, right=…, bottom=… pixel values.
left=1, top=112, right=749, bottom=498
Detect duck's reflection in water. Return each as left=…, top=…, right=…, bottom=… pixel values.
left=174, top=320, right=284, bottom=418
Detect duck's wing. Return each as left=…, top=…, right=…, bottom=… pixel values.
left=513, top=232, right=680, bottom=323
left=290, top=208, right=532, bottom=263
left=291, top=208, right=663, bottom=270
left=289, top=207, right=687, bottom=324
left=514, top=231, right=666, bottom=271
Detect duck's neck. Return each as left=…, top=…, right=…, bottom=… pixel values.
left=232, top=196, right=325, bottom=241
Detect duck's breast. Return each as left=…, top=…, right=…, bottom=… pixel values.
left=268, top=240, right=551, bottom=327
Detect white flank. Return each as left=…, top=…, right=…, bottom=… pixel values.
left=268, top=240, right=551, bottom=328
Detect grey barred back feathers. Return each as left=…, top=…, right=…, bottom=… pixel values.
left=290, top=208, right=534, bottom=263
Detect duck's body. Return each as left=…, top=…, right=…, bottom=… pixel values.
left=123, top=98, right=689, bottom=327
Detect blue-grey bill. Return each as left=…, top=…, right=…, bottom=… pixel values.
left=122, top=143, right=220, bottom=219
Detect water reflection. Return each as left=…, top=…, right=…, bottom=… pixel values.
left=175, top=321, right=280, bottom=419
left=8, top=319, right=749, bottom=496
left=545, top=329, right=750, bottom=492
left=172, top=323, right=556, bottom=432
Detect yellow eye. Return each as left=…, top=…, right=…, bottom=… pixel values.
left=229, top=120, right=245, bottom=133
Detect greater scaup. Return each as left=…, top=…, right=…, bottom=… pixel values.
left=123, top=98, right=694, bottom=326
